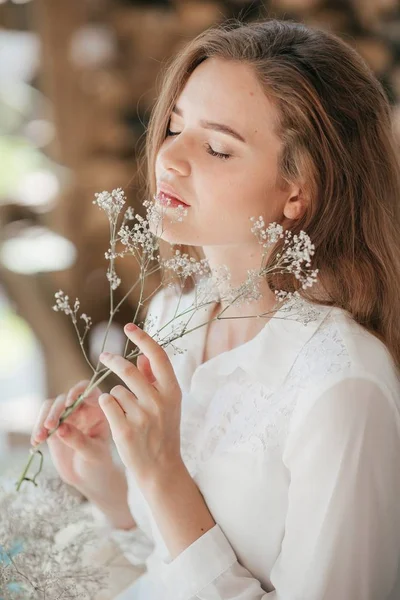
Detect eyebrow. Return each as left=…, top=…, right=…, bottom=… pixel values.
left=172, top=105, right=247, bottom=144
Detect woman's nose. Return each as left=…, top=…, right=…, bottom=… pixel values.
left=157, top=137, right=191, bottom=176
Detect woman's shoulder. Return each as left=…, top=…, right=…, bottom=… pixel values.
left=285, top=304, right=400, bottom=443
left=297, top=302, right=400, bottom=400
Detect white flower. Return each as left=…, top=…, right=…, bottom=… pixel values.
left=162, top=249, right=211, bottom=279
left=80, top=313, right=92, bottom=328
left=52, top=290, right=73, bottom=316
left=116, top=200, right=169, bottom=260
left=52, top=291, right=92, bottom=336
left=227, top=268, right=264, bottom=305
left=152, top=193, right=189, bottom=223
left=277, top=230, right=319, bottom=290
left=92, top=187, right=126, bottom=221
left=250, top=217, right=284, bottom=247
left=106, top=266, right=121, bottom=290
left=0, top=472, right=109, bottom=598
left=123, top=206, right=135, bottom=221
left=250, top=216, right=319, bottom=295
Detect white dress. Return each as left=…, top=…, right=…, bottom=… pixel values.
left=96, top=285, right=400, bottom=600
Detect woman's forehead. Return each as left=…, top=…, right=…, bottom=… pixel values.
left=175, top=58, right=281, bottom=145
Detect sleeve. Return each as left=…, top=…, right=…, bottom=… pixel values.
left=158, top=375, right=400, bottom=600
left=90, top=501, right=155, bottom=567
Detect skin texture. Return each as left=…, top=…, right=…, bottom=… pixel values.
left=155, top=57, right=307, bottom=346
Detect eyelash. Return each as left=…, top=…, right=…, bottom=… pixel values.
left=165, top=129, right=232, bottom=161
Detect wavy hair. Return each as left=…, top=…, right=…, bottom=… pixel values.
left=139, top=18, right=400, bottom=371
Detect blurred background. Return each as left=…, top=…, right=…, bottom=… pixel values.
left=1, top=0, right=400, bottom=472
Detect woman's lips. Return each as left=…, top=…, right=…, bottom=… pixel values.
left=156, top=191, right=189, bottom=208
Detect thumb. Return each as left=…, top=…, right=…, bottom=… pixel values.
left=136, top=353, right=156, bottom=384
left=57, top=422, right=107, bottom=461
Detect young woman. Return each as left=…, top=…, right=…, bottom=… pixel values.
left=31, top=18, right=400, bottom=599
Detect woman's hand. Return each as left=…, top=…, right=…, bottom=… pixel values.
left=98, top=323, right=183, bottom=489
left=31, top=380, right=113, bottom=492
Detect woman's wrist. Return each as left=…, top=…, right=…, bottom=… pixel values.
left=138, top=459, right=216, bottom=559
left=79, top=464, right=137, bottom=530
left=137, top=457, right=188, bottom=499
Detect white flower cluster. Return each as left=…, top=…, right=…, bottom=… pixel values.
left=194, top=264, right=232, bottom=305
left=162, top=249, right=211, bottom=279
left=52, top=291, right=92, bottom=334
left=122, top=206, right=136, bottom=222
left=92, top=187, right=126, bottom=222
left=152, top=193, right=189, bottom=223
left=0, top=471, right=108, bottom=599
left=106, top=266, right=121, bottom=291
left=278, top=229, right=318, bottom=288
left=80, top=313, right=92, bottom=328
left=250, top=217, right=285, bottom=247
left=227, top=268, right=264, bottom=305
left=117, top=211, right=159, bottom=259
left=250, top=216, right=319, bottom=298
left=52, top=290, right=78, bottom=316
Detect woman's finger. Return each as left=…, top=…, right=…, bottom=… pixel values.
left=31, top=398, right=54, bottom=445
left=43, top=393, right=67, bottom=429
left=109, top=385, right=154, bottom=421
left=123, top=323, right=177, bottom=391
left=54, top=422, right=109, bottom=461
left=136, top=353, right=157, bottom=384
left=65, top=379, right=101, bottom=408
left=99, top=353, right=157, bottom=412
left=99, top=393, right=131, bottom=437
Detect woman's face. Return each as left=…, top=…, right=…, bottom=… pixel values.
left=154, top=57, right=300, bottom=247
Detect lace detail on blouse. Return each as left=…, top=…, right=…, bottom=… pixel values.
left=180, top=311, right=352, bottom=477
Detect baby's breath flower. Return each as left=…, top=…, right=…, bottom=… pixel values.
left=118, top=220, right=159, bottom=259
left=227, top=268, right=264, bottom=305
left=105, top=249, right=125, bottom=260
left=80, top=313, right=92, bottom=328
left=52, top=291, right=92, bottom=351
left=278, top=230, right=319, bottom=290
left=250, top=215, right=319, bottom=298
left=123, top=206, right=135, bottom=221
left=162, top=249, right=211, bottom=279
left=92, top=187, right=126, bottom=221
left=106, top=266, right=121, bottom=290
left=52, top=290, right=73, bottom=316
left=250, top=217, right=284, bottom=247
left=152, top=193, right=189, bottom=223
left=0, top=473, right=108, bottom=598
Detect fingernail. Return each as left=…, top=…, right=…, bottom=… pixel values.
left=100, top=352, right=111, bottom=360
left=125, top=323, right=138, bottom=332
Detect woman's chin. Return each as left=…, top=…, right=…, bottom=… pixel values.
left=148, top=221, right=192, bottom=246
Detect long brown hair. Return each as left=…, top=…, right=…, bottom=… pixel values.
left=140, top=18, right=400, bottom=371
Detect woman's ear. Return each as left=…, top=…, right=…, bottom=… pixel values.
left=282, top=187, right=309, bottom=222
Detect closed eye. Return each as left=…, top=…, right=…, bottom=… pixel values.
left=166, top=129, right=232, bottom=161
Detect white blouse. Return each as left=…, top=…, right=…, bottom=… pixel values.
left=97, top=285, right=400, bottom=600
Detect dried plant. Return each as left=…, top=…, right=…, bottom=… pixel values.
left=15, top=188, right=319, bottom=491
left=0, top=470, right=112, bottom=599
